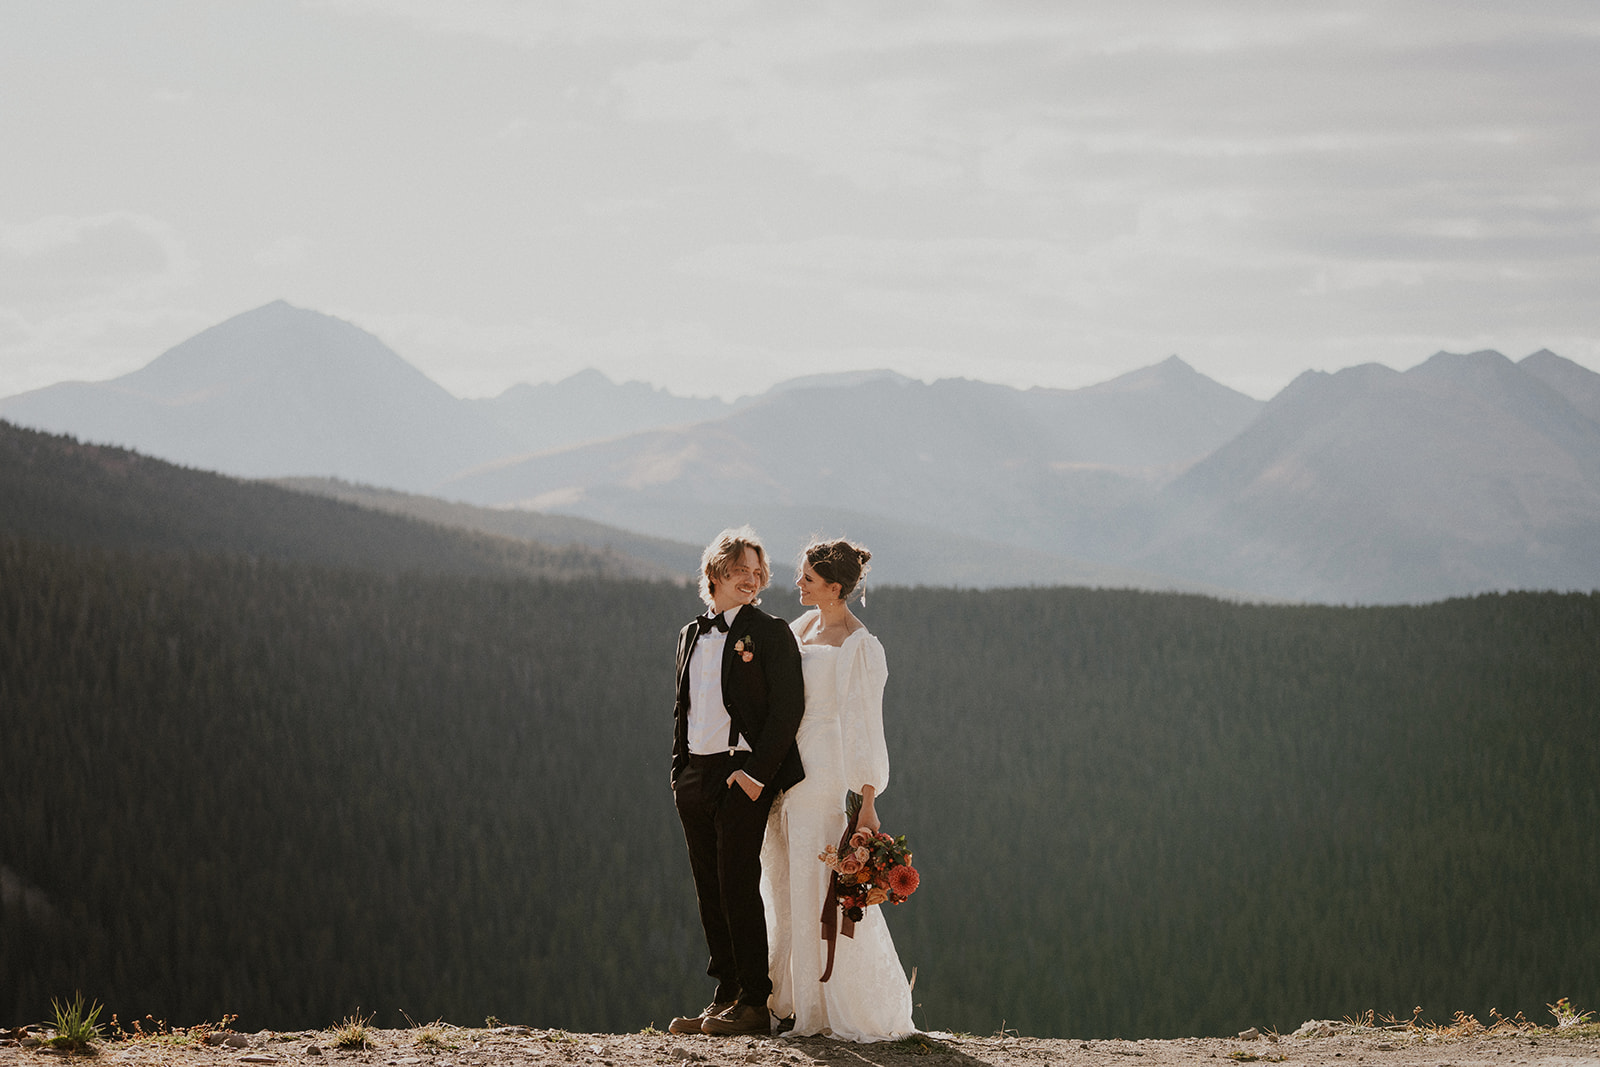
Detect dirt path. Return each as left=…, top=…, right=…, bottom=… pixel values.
left=6, top=1022, right=1599, bottom=1067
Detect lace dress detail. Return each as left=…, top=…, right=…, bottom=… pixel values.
left=761, top=622, right=916, bottom=1041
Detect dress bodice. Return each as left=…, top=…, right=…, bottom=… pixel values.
left=789, top=617, right=891, bottom=798
left=798, top=643, right=842, bottom=723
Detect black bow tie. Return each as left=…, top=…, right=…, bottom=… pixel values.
left=695, top=613, right=730, bottom=636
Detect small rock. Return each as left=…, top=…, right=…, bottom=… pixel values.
left=225, top=1033, right=252, bottom=1047
left=1375, top=1044, right=1396, bottom=1051
left=1238, top=1029, right=1260, bottom=1041
left=306, top=1045, right=323, bottom=1056
left=238, top=1057, right=280, bottom=1064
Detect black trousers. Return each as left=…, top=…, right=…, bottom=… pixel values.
left=674, top=751, right=776, bottom=1008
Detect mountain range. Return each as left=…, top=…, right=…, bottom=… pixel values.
left=5, top=300, right=1598, bottom=602
left=1140, top=351, right=1600, bottom=602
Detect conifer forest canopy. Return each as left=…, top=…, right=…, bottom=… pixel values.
left=2, top=537, right=1597, bottom=1036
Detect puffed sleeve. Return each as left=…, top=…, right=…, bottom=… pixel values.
left=837, top=630, right=891, bottom=796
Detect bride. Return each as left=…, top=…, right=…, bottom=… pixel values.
left=761, top=538, right=916, bottom=1041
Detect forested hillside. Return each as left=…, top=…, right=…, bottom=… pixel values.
left=0, top=420, right=669, bottom=581
left=270, top=476, right=700, bottom=578
left=3, top=534, right=1595, bottom=1037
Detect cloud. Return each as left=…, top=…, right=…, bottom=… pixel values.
left=598, top=5, right=1596, bottom=191
left=0, top=213, right=203, bottom=395
left=9, top=3, right=1598, bottom=402
left=0, top=213, right=197, bottom=306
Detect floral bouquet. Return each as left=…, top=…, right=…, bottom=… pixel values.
left=819, top=826, right=919, bottom=924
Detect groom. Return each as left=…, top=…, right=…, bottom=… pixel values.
left=669, top=526, right=805, bottom=1037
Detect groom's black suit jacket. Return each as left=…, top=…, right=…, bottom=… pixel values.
left=672, top=603, right=806, bottom=794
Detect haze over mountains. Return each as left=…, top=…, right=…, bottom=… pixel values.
left=5, top=300, right=1598, bottom=603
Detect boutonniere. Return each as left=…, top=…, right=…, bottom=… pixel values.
left=733, top=635, right=755, bottom=663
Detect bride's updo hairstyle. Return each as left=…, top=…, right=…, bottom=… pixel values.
left=802, top=538, right=872, bottom=602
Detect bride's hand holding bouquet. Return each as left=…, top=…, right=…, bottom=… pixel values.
left=820, top=824, right=920, bottom=923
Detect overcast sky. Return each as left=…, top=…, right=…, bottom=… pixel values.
left=3, top=2, right=1597, bottom=402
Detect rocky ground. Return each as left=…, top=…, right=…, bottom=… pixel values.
left=4, top=1019, right=1600, bottom=1067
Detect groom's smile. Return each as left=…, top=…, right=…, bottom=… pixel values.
left=713, top=546, right=765, bottom=612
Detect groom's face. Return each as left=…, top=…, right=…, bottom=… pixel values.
left=712, top=546, right=764, bottom=613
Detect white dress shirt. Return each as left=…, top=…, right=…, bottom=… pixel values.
left=687, top=607, right=753, bottom=757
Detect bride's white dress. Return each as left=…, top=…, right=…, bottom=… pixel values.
left=761, top=618, right=916, bottom=1041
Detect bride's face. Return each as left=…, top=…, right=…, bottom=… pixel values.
left=796, top=562, right=842, bottom=606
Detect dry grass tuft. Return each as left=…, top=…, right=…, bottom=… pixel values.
left=1336, top=1002, right=1591, bottom=1041
left=331, top=1011, right=375, bottom=1050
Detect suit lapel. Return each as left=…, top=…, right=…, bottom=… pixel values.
left=676, top=618, right=708, bottom=705
left=720, top=604, right=749, bottom=690
left=721, top=605, right=755, bottom=749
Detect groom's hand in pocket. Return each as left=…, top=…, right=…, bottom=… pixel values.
left=726, top=769, right=762, bottom=800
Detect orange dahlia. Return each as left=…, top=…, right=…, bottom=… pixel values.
left=886, top=864, right=919, bottom=897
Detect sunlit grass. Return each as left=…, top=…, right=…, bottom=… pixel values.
left=331, top=1011, right=375, bottom=1050
left=45, top=993, right=103, bottom=1053
left=1332, top=1002, right=1597, bottom=1040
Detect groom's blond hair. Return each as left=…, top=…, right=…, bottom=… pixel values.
left=699, top=525, right=771, bottom=608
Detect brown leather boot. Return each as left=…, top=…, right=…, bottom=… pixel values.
left=668, top=1001, right=737, bottom=1035
left=701, top=1002, right=771, bottom=1036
